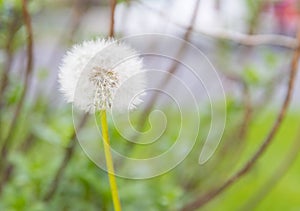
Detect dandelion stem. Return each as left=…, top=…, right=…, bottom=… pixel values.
left=100, top=110, right=121, bottom=211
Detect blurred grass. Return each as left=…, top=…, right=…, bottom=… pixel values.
left=202, top=110, right=300, bottom=211
left=0, top=108, right=299, bottom=211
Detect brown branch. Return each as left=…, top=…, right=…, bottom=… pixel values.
left=109, top=0, right=117, bottom=38
left=199, top=29, right=299, bottom=49
left=0, top=10, right=21, bottom=100
left=0, top=52, right=13, bottom=99
left=131, top=0, right=200, bottom=141
left=137, top=1, right=299, bottom=49
left=46, top=0, right=89, bottom=67
left=68, top=0, right=90, bottom=43
left=240, top=126, right=300, bottom=211
left=238, top=84, right=253, bottom=140
left=0, top=0, right=87, bottom=185
left=255, top=71, right=286, bottom=110
left=181, top=28, right=300, bottom=211
left=0, top=133, right=35, bottom=196
left=0, top=0, right=34, bottom=176
left=43, top=114, right=89, bottom=202
left=0, top=50, right=13, bottom=142
left=0, top=10, right=22, bottom=140
left=217, top=71, right=252, bottom=141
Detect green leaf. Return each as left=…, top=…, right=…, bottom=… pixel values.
left=264, top=52, right=278, bottom=69
left=243, top=65, right=260, bottom=85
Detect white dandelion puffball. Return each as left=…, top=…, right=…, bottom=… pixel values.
left=58, top=38, right=146, bottom=113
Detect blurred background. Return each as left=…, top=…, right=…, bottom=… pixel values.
left=1, top=0, right=300, bottom=210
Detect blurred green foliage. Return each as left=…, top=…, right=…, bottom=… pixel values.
left=1, top=0, right=300, bottom=211
left=0, top=107, right=299, bottom=210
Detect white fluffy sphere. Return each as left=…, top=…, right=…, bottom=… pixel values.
left=58, top=38, right=145, bottom=113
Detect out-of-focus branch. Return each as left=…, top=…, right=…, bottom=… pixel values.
left=255, top=70, right=286, bottom=110
left=37, top=0, right=90, bottom=106
left=0, top=0, right=34, bottom=192
left=43, top=114, right=89, bottom=202
left=0, top=133, right=35, bottom=197
left=137, top=1, right=299, bottom=49
left=109, top=0, right=117, bottom=37
left=0, top=47, right=13, bottom=141
left=0, top=11, right=22, bottom=139
left=241, top=126, right=300, bottom=211
left=0, top=52, right=13, bottom=100
left=218, top=72, right=252, bottom=141
left=199, top=29, right=298, bottom=49
left=48, top=0, right=89, bottom=61
left=0, top=0, right=34, bottom=172
left=181, top=26, right=300, bottom=211
left=0, top=0, right=92, bottom=194
left=68, top=0, right=90, bottom=43
left=0, top=10, right=21, bottom=100
left=132, top=0, right=200, bottom=140
left=239, top=85, right=252, bottom=141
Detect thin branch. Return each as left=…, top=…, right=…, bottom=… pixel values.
left=240, top=126, right=300, bottom=211
left=0, top=0, right=89, bottom=193
left=43, top=114, right=89, bottom=202
left=199, top=29, right=298, bottom=49
left=0, top=133, right=35, bottom=196
left=0, top=10, right=21, bottom=100
left=0, top=11, right=22, bottom=140
left=181, top=27, right=300, bottom=211
left=0, top=0, right=34, bottom=175
left=46, top=0, right=89, bottom=67
left=218, top=71, right=252, bottom=141
left=109, top=0, right=117, bottom=38
left=137, top=1, right=299, bottom=49
left=0, top=50, right=13, bottom=107
left=0, top=50, right=13, bottom=141
left=255, top=71, right=287, bottom=110
left=132, top=0, right=200, bottom=140
left=238, top=84, right=253, bottom=140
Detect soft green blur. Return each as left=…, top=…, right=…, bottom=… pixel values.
left=1, top=0, right=300, bottom=211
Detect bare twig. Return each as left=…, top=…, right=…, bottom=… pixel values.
left=0, top=10, right=21, bottom=100
left=0, top=0, right=34, bottom=175
left=0, top=50, right=13, bottom=141
left=0, top=11, right=22, bottom=139
left=199, top=29, right=298, bottom=49
left=218, top=71, right=253, bottom=141
left=0, top=52, right=13, bottom=99
left=68, top=0, right=90, bottom=43
left=0, top=133, right=35, bottom=196
left=137, top=1, right=299, bottom=49
left=132, top=0, right=200, bottom=140
left=109, top=0, right=117, bottom=37
left=43, top=114, right=89, bottom=202
left=45, top=0, right=89, bottom=67
left=238, top=84, right=253, bottom=140
left=241, top=126, right=300, bottom=211
left=181, top=27, right=300, bottom=211
left=34, top=0, right=90, bottom=112
left=246, top=1, right=264, bottom=35
left=0, top=0, right=90, bottom=190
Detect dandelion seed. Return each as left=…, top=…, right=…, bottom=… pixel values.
left=58, top=38, right=145, bottom=113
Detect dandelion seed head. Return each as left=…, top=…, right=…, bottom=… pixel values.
left=89, top=67, right=119, bottom=110
left=58, top=38, right=145, bottom=113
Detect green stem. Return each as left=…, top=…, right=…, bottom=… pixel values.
left=100, top=110, right=122, bottom=211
